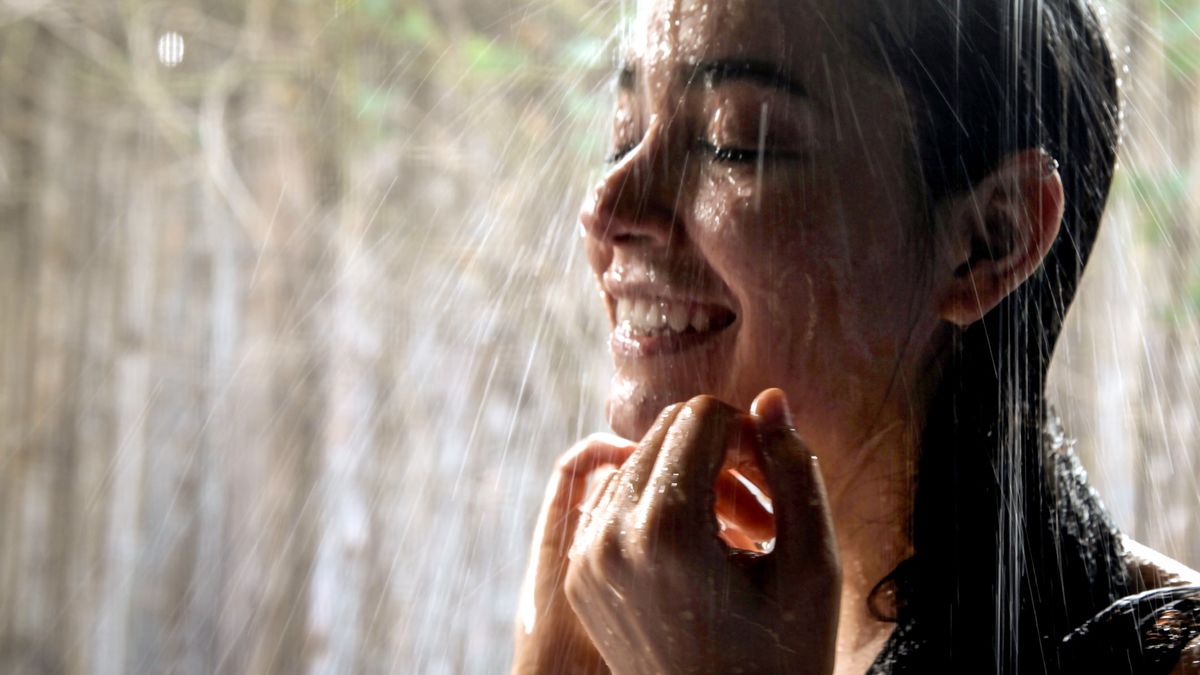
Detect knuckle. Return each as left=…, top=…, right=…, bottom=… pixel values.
left=684, top=394, right=721, bottom=414
left=598, top=525, right=625, bottom=563
left=563, top=561, right=589, bottom=606
left=656, top=404, right=681, bottom=421
left=558, top=434, right=636, bottom=473
left=554, top=444, right=587, bottom=472
left=581, top=431, right=627, bottom=450
left=681, top=394, right=741, bottom=423
left=582, top=521, right=630, bottom=576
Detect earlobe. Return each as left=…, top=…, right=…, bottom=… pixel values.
left=937, top=149, right=1066, bottom=327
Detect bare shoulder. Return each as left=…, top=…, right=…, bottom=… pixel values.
left=1121, top=535, right=1200, bottom=591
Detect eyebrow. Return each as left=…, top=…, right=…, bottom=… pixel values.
left=616, top=59, right=809, bottom=98
left=697, top=59, right=809, bottom=97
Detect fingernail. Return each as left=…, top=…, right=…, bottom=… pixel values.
left=752, top=388, right=794, bottom=428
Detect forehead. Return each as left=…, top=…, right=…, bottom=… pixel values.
left=625, top=0, right=870, bottom=74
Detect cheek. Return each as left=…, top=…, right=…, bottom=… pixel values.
left=689, top=167, right=927, bottom=384
left=690, top=168, right=816, bottom=273
left=690, top=171, right=835, bottom=367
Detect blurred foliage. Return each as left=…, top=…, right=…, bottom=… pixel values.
left=1161, top=0, right=1200, bottom=78
left=0, top=1, right=1197, bottom=674
left=1123, top=170, right=1190, bottom=246
left=0, top=1, right=623, bottom=673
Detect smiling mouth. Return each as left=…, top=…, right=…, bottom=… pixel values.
left=611, top=296, right=737, bottom=356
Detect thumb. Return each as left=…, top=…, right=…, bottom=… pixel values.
left=750, top=390, right=837, bottom=571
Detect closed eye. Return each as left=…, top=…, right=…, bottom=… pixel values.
left=607, top=141, right=639, bottom=165
left=692, top=139, right=806, bottom=164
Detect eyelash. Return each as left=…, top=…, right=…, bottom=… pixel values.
left=694, top=140, right=762, bottom=163
left=606, top=139, right=806, bottom=166
left=606, top=142, right=638, bottom=164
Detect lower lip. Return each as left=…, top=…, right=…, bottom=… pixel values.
left=610, top=323, right=732, bottom=358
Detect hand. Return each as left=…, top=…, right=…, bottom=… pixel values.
left=564, top=390, right=841, bottom=675
left=512, top=434, right=637, bottom=675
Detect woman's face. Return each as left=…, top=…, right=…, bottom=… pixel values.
left=582, top=0, right=949, bottom=458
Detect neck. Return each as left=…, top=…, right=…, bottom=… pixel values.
left=818, top=416, right=918, bottom=662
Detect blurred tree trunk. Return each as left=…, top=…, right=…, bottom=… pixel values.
left=1055, top=0, right=1200, bottom=568
left=19, top=1, right=1200, bottom=674
left=1132, top=0, right=1200, bottom=569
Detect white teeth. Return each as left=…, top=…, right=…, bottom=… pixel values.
left=632, top=298, right=649, bottom=326
left=645, top=302, right=666, bottom=329
left=617, top=298, right=633, bottom=324
left=667, top=304, right=689, bottom=332
left=617, top=296, right=726, bottom=336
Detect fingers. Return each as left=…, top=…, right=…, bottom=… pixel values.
left=518, top=435, right=636, bottom=634
left=714, top=469, right=775, bottom=545
left=610, top=403, right=685, bottom=508
left=636, top=396, right=745, bottom=538
left=569, top=393, right=819, bottom=566
left=750, top=389, right=837, bottom=570
left=716, top=513, right=762, bottom=551
left=570, top=465, right=619, bottom=557
left=749, top=387, right=793, bottom=430
left=723, top=444, right=771, bottom=501
left=540, top=434, right=637, bottom=555
left=571, top=404, right=682, bottom=557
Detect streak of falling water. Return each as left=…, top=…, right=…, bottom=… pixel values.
left=0, top=1, right=1197, bottom=674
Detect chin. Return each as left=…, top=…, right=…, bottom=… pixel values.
left=606, top=399, right=652, bottom=441
left=604, top=375, right=710, bottom=442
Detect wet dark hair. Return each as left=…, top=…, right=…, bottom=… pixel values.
left=864, top=1, right=1129, bottom=670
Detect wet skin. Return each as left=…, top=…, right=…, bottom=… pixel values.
left=575, top=1, right=944, bottom=668
left=514, top=0, right=1072, bottom=673
left=586, top=0, right=943, bottom=455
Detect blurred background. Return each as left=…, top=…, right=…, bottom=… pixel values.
left=0, top=0, right=1196, bottom=673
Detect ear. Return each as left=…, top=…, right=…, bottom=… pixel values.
left=936, top=149, right=1065, bottom=327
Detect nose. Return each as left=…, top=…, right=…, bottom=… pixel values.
left=579, top=116, right=684, bottom=249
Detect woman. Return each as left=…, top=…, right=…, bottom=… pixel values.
left=513, top=0, right=1200, bottom=672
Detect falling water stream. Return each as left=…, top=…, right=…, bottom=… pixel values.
left=0, top=0, right=1197, bottom=673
